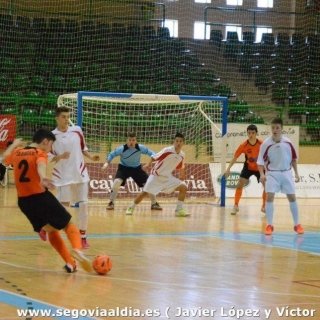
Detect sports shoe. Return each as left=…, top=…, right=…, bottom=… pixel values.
left=71, top=249, right=93, bottom=272
left=261, top=207, right=266, bottom=214
left=71, top=202, right=80, bottom=208
left=175, top=209, right=191, bottom=217
left=265, top=225, right=274, bottom=235
left=126, top=207, right=134, bottom=215
left=39, top=229, right=47, bottom=241
left=151, top=202, right=163, bottom=210
left=63, top=262, right=77, bottom=273
left=231, top=205, right=239, bottom=215
left=106, top=201, right=114, bottom=210
left=81, top=238, right=90, bottom=249
left=294, top=224, right=304, bottom=234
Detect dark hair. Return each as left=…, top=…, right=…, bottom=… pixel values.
left=32, top=129, right=56, bottom=144
left=128, top=132, right=137, bottom=138
left=247, top=124, right=258, bottom=132
left=175, top=132, right=184, bottom=140
left=55, top=106, right=70, bottom=117
left=271, top=118, right=283, bottom=126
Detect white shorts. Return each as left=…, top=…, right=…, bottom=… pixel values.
left=265, top=170, right=295, bottom=194
left=143, top=175, right=186, bottom=195
left=56, top=182, right=89, bottom=203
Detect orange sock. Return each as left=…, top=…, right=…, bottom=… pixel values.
left=262, top=190, right=266, bottom=208
left=64, top=223, right=82, bottom=250
left=48, top=230, right=74, bottom=266
left=234, top=189, right=242, bottom=206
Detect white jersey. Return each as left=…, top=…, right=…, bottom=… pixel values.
left=257, top=136, right=297, bottom=172
left=151, top=146, right=185, bottom=179
left=49, top=126, right=90, bottom=186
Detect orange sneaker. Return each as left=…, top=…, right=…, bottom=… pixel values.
left=265, top=225, right=274, bottom=235
left=294, top=224, right=304, bottom=234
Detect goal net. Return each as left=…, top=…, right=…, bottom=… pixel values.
left=58, top=91, right=228, bottom=206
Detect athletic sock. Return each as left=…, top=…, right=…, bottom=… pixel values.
left=235, top=189, right=242, bottom=206
left=262, top=191, right=266, bottom=208
left=64, top=223, right=82, bottom=250
left=48, top=230, right=74, bottom=265
left=265, top=202, right=274, bottom=225
left=289, top=201, right=299, bottom=225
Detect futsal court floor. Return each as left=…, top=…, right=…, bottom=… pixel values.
left=1, top=185, right=320, bottom=320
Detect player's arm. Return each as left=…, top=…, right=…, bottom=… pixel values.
left=292, top=159, right=300, bottom=182
left=83, top=150, right=100, bottom=161
left=179, top=167, right=185, bottom=181
left=49, top=152, right=70, bottom=162
left=1, top=139, right=24, bottom=163
left=101, top=146, right=123, bottom=172
left=143, top=156, right=155, bottom=170
left=224, top=156, right=238, bottom=178
left=37, top=161, right=56, bottom=190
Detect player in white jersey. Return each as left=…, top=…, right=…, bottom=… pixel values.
left=126, top=133, right=190, bottom=217
left=45, top=107, right=100, bottom=248
left=257, top=118, right=304, bottom=235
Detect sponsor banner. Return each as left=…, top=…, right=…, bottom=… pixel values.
left=0, top=116, right=16, bottom=150
left=210, top=163, right=320, bottom=198
left=87, top=163, right=215, bottom=198
left=212, top=123, right=299, bottom=161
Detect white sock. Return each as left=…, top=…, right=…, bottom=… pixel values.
left=110, top=178, right=122, bottom=202
left=265, top=202, right=274, bottom=225
left=78, top=201, right=88, bottom=231
left=289, top=201, right=299, bottom=225
left=176, top=201, right=183, bottom=211
left=149, top=194, right=156, bottom=205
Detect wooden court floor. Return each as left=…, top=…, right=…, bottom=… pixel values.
left=1, top=184, right=320, bottom=320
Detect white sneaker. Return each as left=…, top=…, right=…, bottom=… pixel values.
left=175, top=209, right=191, bottom=217
left=231, top=205, right=239, bottom=215
left=71, top=249, right=92, bottom=273
left=126, top=207, right=134, bottom=215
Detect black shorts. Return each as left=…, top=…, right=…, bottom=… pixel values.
left=115, top=164, right=149, bottom=187
left=240, top=165, right=261, bottom=183
left=18, top=190, right=72, bottom=233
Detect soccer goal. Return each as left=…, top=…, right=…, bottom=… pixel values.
left=58, top=91, right=228, bottom=206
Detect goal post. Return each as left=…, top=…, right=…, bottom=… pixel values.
left=58, top=91, right=228, bottom=206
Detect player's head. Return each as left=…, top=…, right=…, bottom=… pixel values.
left=246, top=124, right=258, bottom=140
left=32, top=128, right=56, bottom=152
left=270, top=118, right=283, bottom=141
left=247, top=124, right=258, bottom=133
left=127, top=132, right=137, bottom=148
left=55, top=107, right=70, bottom=130
left=175, top=132, right=184, bottom=141
left=173, top=132, right=184, bottom=151
left=271, top=118, right=283, bottom=127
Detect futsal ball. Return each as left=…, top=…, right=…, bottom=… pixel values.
left=92, top=254, right=113, bottom=275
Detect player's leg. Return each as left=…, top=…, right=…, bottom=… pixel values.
left=231, top=177, right=248, bottom=215
left=108, top=165, right=130, bottom=210
left=283, top=172, right=304, bottom=234
left=107, top=178, right=123, bottom=210
left=42, top=190, right=92, bottom=272
left=254, top=171, right=266, bottom=213
left=157, top=176, right=189, bottom=217
left=264, top=173, right=281, bottom=235
left=126, top=191, right=148, bottom=215
left=73, top=182, right=90, bottom=248
left=132, top=166, right=162, bottom=210
left=174, top=182, right=190, bottom=217
left=126, top=175, right=162, bottom=215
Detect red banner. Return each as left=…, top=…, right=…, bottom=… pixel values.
left=87, top=163, right=215, bottom=198
left=0, top=116, right=16, bottom=150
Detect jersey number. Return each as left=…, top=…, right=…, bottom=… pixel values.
left=18, top=160, right=31, bottom=183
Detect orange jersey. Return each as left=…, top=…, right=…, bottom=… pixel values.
left=4, top=147, right=47, bottom=197
left=234, top=139, right=263, bottom=171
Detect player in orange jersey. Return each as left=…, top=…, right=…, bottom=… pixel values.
left=224, top=124, right=266, bottom=215
left=2, top=128, right=92, bottom=273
